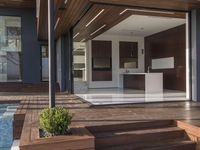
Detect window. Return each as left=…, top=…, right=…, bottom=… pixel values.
left=0, top=16, right=22, bottom=82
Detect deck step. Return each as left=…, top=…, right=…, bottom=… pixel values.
left=87, top=120, right=175, bottom=133
left=145, top=140, right=196, bottom=150
left=94, top=127, right=185, bottom=148
left=97, top=139, right=195, bottom=150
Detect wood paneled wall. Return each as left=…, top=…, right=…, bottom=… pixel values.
left=92, top=40, right=112, bottom=81
left=145, top=24, right=186, bottom=91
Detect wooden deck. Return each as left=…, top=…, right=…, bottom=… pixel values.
left=1, top=93, right=200, bottom=149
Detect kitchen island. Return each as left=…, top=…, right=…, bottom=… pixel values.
left=119, top=73, right=163, bottom=102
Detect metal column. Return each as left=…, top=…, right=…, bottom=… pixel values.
left=48, top=0, right=55, bottom=107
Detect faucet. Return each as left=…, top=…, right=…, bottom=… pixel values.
left=125, top=69, right=130, bottom=73
left=147, top=66, right=151, bottom=73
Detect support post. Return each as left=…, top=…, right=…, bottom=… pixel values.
left=48, top=0, right=55, bottom=108
left=69, top=28, right=74, bottom=94
left=191, top=9, right=200, bottom=101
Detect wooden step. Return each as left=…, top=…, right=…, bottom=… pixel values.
left=87, top=120, right=175, bottom=133
left=97, top=139, right=195, bottom=150
left=145, top=140, right=196, bottom=150
left=95, top=127, right=185, bottom=149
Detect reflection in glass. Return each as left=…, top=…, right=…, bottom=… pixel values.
left=0, top=16, right=22, bottom=82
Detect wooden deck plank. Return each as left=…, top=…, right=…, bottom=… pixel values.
left=0, top=92, right=198, bottom=149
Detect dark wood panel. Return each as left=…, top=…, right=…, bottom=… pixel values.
left=120, top=42, right=138, bottom=58
left=0, top=0, right=35, bottom=8
left=73, top=4, right=185, bottom=42
left=37, top=0, right=48, bottom=40
left=92, top=71, right=112, bottom=81
left=37, top=1, right=188, bottom=40
left=123, top=75, right=145, bottom=90
left=90, top=0, right=200, bottom=11
left=145, top=25, right=186, bottom=91
left=92, top=40, right=112, bottom=58
left=37, top=0, right=91, bottom=40
left=92, top=40, right=112, bottom=81
left=55, top=0, right=91, bottom=38
left=119, top=42, right=138, bottom=68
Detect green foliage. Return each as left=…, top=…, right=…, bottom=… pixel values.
left=39, top=107, right=73, bottom=136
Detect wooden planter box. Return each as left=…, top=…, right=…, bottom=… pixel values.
left=19, top=112, right=95, bottom=150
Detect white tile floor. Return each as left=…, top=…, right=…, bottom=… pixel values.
left=75, top=88, right=188, bottom=105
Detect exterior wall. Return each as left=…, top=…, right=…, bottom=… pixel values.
left=86, top=34, right=144, bottom=88
left=0, top=8, right=41, bottom=84
left=56, top=38, right=62, bottom=88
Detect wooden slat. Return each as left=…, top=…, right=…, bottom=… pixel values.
left=36, top=0, right=200, bottom=40
left=90, top=0, right=200, bottom=11
left=73, top=4, right=186, bottom=42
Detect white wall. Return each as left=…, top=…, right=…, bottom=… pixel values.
left=86, top=34, right=145, bottom=89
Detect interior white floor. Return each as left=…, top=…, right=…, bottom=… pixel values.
left=75, top=88, right=188, bottom=105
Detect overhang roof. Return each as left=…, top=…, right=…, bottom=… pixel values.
left=37, top=0, right=200, bottom=41
left=0, top=0, right=35, bottom=8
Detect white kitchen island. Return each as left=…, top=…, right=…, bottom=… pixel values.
left=120, top=73, right=163, bottom=102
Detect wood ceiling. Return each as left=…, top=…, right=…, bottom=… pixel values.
left=37, top=0, right=91, bottom=40
left=0, top=0, right=35, bottom=8
left=73, top=4, right=186, bottom=42
left=90, top=0, right=200, bottom=11
left=37, top=0, right=200, bottom=41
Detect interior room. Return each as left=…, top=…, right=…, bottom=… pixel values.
left=73, top=5, right=189, bottom=105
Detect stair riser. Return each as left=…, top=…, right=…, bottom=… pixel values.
left=96, top=130, right=185, bottom=148
left=88, top=120, right=174, bottom=133
left=146, top=143, right=196, bottom=150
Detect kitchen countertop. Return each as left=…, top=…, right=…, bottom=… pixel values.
left=121, top=72, right=163, bottom=75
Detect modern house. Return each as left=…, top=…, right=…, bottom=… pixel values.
left=1, top=1, right=200, bottom=104
left=2, top=0, right=200, bottom=149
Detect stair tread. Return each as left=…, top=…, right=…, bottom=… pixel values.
left=95, top=127, right=183, bottom=138
left=88, top=120, right=174, bottom=133
left=97, top=139, right=195, bottom=150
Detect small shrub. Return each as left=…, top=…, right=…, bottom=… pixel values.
left=39, top=107, right=73, bottom=136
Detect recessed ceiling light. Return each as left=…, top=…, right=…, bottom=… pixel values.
left=86, top=9, right=105, bottom=27
left=90, top=24, right=106, bottom=36
left=64, top=0, right=68, bottom=4
left=119, top=9, right=128, bottom=15
left=73, top=32, right=80, bottom=39
left=119, top=8, right=175, bottom=15
left=80, top=39, right=86, bottom=42
left=54, top=17, right=60, bottom=30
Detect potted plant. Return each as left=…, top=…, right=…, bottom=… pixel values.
left=39, top=107, right=73, bottom=137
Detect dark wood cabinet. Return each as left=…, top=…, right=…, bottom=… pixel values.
left=119, top=41, right=138, bottom=68
left=92, top=40, right=112, bottom=81
left=123, top=75, right=145, bottom=90
left=92, top=40, right=112, bottom=58
left=120, top=42, right=138, bottom=58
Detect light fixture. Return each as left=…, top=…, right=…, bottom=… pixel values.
left=90, top=24, right=106, bottom=36
left=64, top=0, right=68, bottom=4
left=119, top=9, right=128, bottom=15
left=54, top=17, right=60, bottom=30
left=119, top=8, right=175, bottom=15
left=73, top=32, right=80, bottom=39
left=86, top=9, right=105, bottom=27
left=80, top=39, right=86, bottom=42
